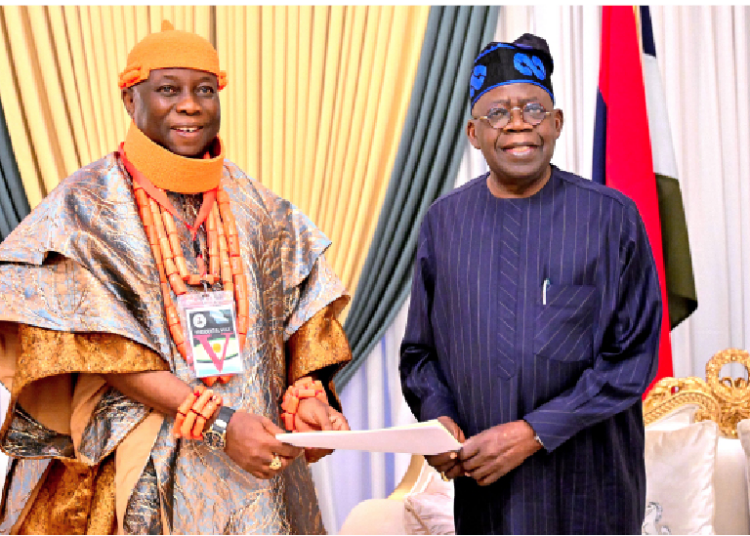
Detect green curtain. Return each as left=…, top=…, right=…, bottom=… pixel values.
left=0, top=98, right=30, bottom=241
left=338, top=5, right=499, bottom=390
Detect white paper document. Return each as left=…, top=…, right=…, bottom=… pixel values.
left=276, top=420, right=461, bottom=455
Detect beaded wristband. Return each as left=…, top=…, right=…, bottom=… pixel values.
left=173, top=386, right=223, bottom=439
left=191, top=393, right=223, bottom=440
left=181, top=388, right=212, bottom=437
left=280, top=377, right=329, bottom=432
left=174, top=386, right=203, bottom=437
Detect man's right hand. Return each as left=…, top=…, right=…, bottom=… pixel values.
left=424, top=416, right=465, bottom=480
left=102, top=372, right=304, bottom=479
left=223, top=410, right=304, bottom=479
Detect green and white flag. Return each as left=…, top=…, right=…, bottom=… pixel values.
left=640, top=6, right=697, bottom=329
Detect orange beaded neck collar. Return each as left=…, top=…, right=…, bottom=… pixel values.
left=122, top=121, right=225, bottom=194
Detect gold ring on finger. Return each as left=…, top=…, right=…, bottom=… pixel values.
left=269, top=454, right=282, bottom=471
left=440, top=472, right=450, bottom=482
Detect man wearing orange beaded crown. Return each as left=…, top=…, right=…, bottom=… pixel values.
left=0, top=21, right=352, bottom=534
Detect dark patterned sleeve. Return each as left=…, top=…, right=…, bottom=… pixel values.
left=400, top=213, right=460, bottom=424
left=524, top=203, right=661, bottom=452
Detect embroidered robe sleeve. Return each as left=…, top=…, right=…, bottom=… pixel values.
left=273, top=201, right=351, bottom=407
left=285, top=257, right=351, bottom=410
left=0, top=324, right=168, bottom=465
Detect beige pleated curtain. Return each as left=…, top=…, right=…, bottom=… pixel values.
left=215, top=6, right=428, bottom=299
left=0, top=5, right=429, bottom=302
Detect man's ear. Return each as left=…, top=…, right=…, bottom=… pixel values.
left=466, top=119, right=481, bottom=150
left=553, top=108, right=564, bottom=139
left=122, top=87, right=135, bottom=118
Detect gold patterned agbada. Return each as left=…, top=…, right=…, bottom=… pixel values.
left=0, top=153, right=351, bottom=534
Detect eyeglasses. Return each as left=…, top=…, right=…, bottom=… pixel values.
left=473, top=102, right=551, bottom=129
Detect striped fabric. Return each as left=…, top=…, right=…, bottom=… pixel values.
left=400, top=167, right=661, bottom=534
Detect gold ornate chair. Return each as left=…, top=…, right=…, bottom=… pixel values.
left=643, top=348, right=750, bottom=438
left=642, top=348, right=750, bottom=535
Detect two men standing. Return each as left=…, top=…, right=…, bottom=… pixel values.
left=0, top=20, right=662, bottom=536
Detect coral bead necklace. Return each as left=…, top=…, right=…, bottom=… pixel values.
left=121, top=150, right=249, bottom=386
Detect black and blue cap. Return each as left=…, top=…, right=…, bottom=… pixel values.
left=469, top=35, right=555, bottom=108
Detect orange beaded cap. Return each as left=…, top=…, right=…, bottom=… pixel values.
left=119, top=20, right=227, bottom=90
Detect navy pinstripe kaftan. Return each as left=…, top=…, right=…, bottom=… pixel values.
left=400, top=166, right=661, bottom=535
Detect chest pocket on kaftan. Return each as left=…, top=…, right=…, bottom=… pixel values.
left=534, top=284, right=597, bottom=363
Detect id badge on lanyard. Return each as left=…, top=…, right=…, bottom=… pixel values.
left=176, top=291, right=244, bottom=379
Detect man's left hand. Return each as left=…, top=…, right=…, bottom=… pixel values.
left=459, top=420, right=541, bottom=486
left=294, top=397, right=350, bottom=463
